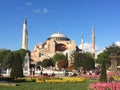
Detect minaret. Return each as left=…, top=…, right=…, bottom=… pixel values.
left=81, top=34, right=84, bottom=53
left=92, top=24, right=95, bottom=57
left=22, top=18, right=28, bottom=50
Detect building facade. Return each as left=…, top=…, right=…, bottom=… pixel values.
left=31, top=32, right=78, bottom=65
left=21, top=19, right=96, bottom=65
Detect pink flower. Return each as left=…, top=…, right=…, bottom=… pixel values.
left=89, top=82, right=120, bottom=90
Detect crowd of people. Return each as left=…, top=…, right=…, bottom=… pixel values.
left=29, top=67, right=100, bottom=77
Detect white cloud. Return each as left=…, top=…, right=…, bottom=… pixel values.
left=17, top=2, right=50, bottom=15
left=96, top=49, right=104, bottom=56
left=25, top=2, right=32, bottom=6
left=33, top=9, right=41, bottom=14
left=95, top=41, right=120, bottom=57
left=115, top=41, right=120, bottom=46
left=17, top=2, right=32, bottom=10
left=33, top=8, right=48, bottom=14
left=78, top=41, right=120, bottom=58
left=79, top=42, right=92, bottom=52
left=79, top=42, right=104, bottom=57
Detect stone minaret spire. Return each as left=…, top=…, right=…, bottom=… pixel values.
left=92, top=24, right=95, bottom=57
left=81, top=34, right=84, bottom=53
left=22, top=18, right=28, bottom=50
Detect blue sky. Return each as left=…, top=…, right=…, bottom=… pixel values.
left=0, top=0, right=120, bottom=52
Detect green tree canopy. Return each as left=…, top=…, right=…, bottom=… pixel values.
left=3, top=52, right=14, bottom=69
left=15, top=49, right=31, bottom=63
left=96, top=52, right=109, bottom=65
left=0, top=49, right=11, bottom=65
left=97, top=43, right=120, bottom=68
left=41, top=59, right=54, bottom=68
left=52, top=53, right=67, bottom=62
left=105, top=44, right=120, bottom=55
left=10, top=51, right=23, bottom=78
left=100, top=59, right=107, bottom=82
left=73, top=52, right=95, bottom=70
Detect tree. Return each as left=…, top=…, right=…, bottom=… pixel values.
left=3, top=52, right=14, bottom=69
left=41, top=59, right=54, bottom=68
left=0, top=49, right=11, bottom=65
left=96, top=52, right=105, bottom=65
left=86, top=52, right=93, bottom=57
left=72, top=52, right=81, bottom=69
left=100, top=59, right=107, bottom=82
left=57, top=60, right=68, bottom=69
left=105, top=44, right=120, bottom=55
left=10, top=51, right=23, bottom=78
left=85, top=56, right=95, bottom=70
left=96, top=52, right=111, bottom=69
left=73, top=52, right=95, bottom=70
left=105, top=44, right=120, bottom=66
left=16, top=49, right=31, bottom=63
left=97, top=44, right=120, bottom=68
left=53, top=53, right=67, bottom=62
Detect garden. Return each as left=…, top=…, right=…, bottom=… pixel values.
left=0, top=76, right=88, bottom=90
left=1, top=44, right=120, bottom=90
left=1, top=71, right=120, bottom=90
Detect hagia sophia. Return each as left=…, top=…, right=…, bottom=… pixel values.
left=22, top=18, right=95, bottom=66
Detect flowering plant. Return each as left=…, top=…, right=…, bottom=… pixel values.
left=89, top=82, right=120, bottom=90
left=36, top=77, right=85, bottom=83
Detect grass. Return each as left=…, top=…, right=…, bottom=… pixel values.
left=0, top=80, right=90, bottom=90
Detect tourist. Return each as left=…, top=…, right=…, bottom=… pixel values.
left=40, top=70, right=43, bottom=76
left=65, top=70, right=68, bottom=77
left=30, top=68, right=32, bottom=76
left=32, top=68, right=35, bottom=76
left=89, top=70, right=92, bottom=75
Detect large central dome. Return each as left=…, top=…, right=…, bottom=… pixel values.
left=50, top=32, right=67, bottom=38
left=48, top=32, right=70, bottom=41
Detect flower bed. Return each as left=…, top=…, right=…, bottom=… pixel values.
left=81, top=74, right=100, bottom=80
left=16, top=76, right=85, bottom=83
left=89, top=82, right=120, bottom=90
left=113, top=76, right=120, bottom=81
left=36, top=77, right=85, bottom=83
left=0, top=82, right=16, bottom=86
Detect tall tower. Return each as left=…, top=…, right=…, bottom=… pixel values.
left=81, top=34, right=84, bottom=53
left=22, top=18, right=28, bottom=50
left=92, top=24, right=95, bottom=57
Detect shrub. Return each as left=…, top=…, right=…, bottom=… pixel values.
left=10, top=52, right=23, bottom=78
left=100, top=59, right=107, bottom=82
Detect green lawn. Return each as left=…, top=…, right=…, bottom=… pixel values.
left=0, top=81, right=90, bottom=90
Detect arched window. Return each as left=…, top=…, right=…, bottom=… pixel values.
left=55, top=44, right=67, bottom=51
